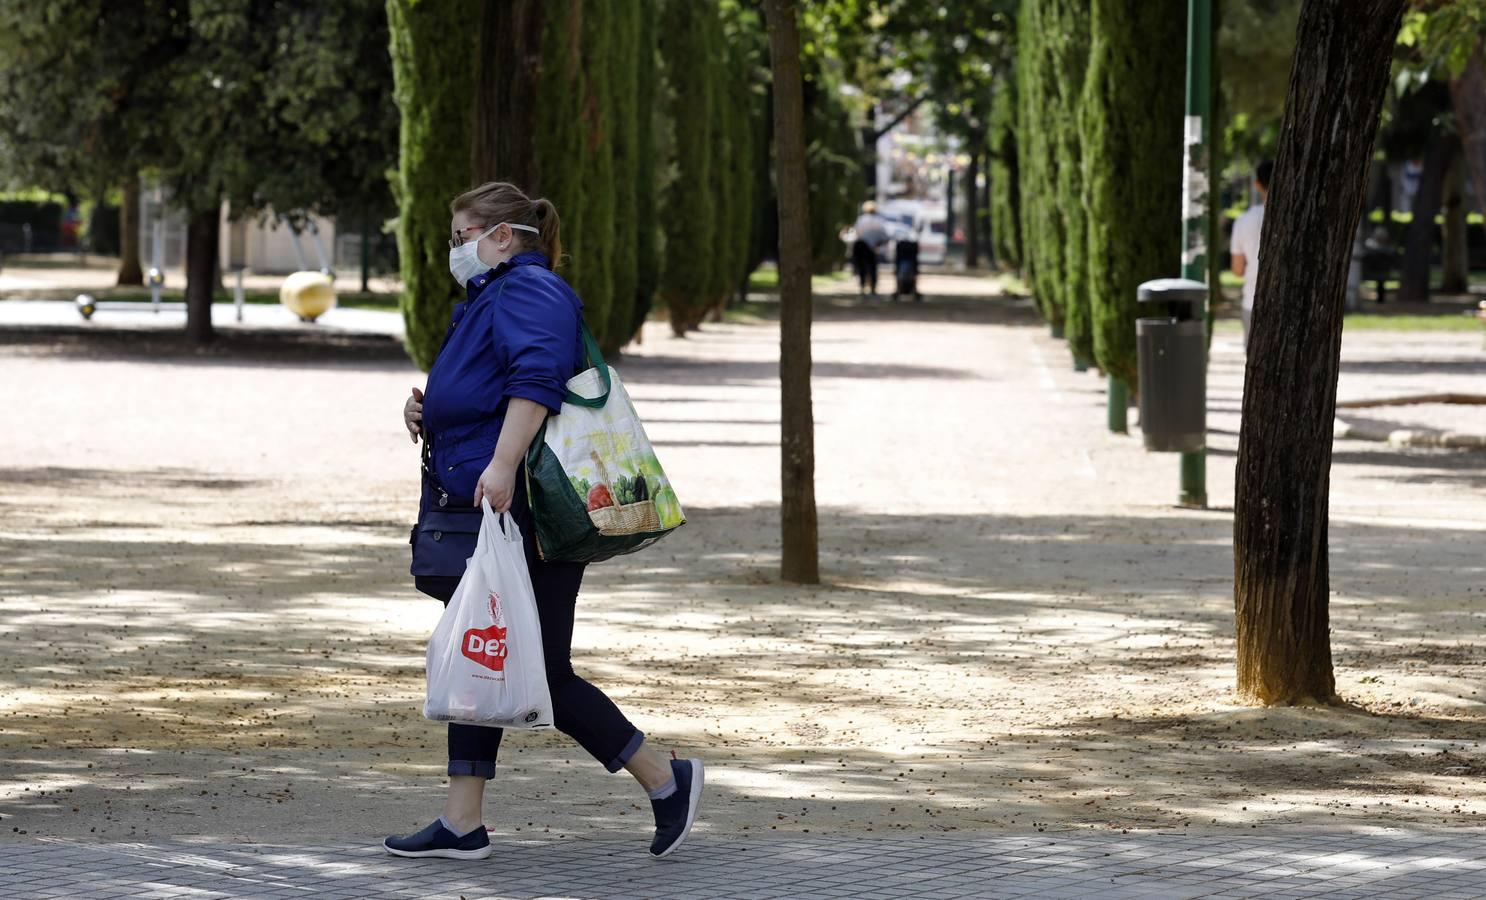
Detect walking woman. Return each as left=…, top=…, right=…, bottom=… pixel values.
left=385, top=182, right=703, bottom=860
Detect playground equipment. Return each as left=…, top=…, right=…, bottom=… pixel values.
left=277, top=214, right=338, bottom=322
left=78, top=187, right=192, bottom=320
left=279, top=270, right=336, bottom=322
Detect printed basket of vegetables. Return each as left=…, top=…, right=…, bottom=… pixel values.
left=523, top=332, right=685, bottom=564
left=576, top=451, right=662, bottom=535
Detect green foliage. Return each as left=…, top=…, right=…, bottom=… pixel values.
left=387, top=0, right=476, bottom=371
left=707, top=9, right=737, bottom=306
left=1081, top=0, right=1185, bottom=389
left=804, top=58, right=864, bottom=274
left=1015, top=0, right=1063, bottom=327
left=1048, top=2, right=1093, bottom=367
left=631, top=0, right=662, bottom=339
left=988, top=72, right=1021, bottom=271
left=573, top=0, right=616, bottom=348
left=603, top=1, right=642, bottom=354
left=658, top=0, right=716, bottom=334
left=705, top=6, right=762, bottom=307
left=1399, top=0, right=1486, bottom=79
left=536, top=0, right=586, bottom=287
left=1218, top=0, right=1300, bottom=165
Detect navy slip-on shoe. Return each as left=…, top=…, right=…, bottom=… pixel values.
left=383, top=819, right=492, bottom=860
left=649, top=758, right=704, bottom=858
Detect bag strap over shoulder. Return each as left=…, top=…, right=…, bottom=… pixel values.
left=491, top=276, right=611, bottom=410
left=564, top=319, right=611, bottom=409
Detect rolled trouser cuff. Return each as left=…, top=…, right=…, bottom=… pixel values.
left=605, top=730, right=646, bottom=774
left=447, top=759, right=496, bottom=779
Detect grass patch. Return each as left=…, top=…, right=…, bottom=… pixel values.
left=746, top=268, right=850, bottom=292
left=1343, top=313, right=1483, bottom=332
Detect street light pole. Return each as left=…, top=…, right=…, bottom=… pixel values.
left=1179, top=0, right=1213, bottom=508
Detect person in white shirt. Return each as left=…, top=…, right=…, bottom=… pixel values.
left=850, top=202, right=890, bottom=296
left=1229, top=159, right=1272, bottom=349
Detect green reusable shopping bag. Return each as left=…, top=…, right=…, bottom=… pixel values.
left=524, top=322, right=686, bottom=563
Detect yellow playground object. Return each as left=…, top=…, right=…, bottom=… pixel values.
left=280, top=271, right=337, bottom=322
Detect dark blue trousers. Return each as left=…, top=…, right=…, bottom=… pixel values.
left=416, top=480, right=643, bottom=779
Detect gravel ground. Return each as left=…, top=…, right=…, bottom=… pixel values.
left=1, top=278, right=1484, bottom=848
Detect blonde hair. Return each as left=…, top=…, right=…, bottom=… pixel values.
left=450, top=181, right=561, bottom=268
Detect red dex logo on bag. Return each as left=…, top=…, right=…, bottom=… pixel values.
left=462, top=591, right=508, bottom=673
left=462, top=624, right=508, bottom=672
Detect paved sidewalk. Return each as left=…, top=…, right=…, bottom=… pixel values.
left=4, top=829, right=1485, bottom=899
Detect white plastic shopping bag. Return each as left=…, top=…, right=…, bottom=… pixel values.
left=423, top=500, right=554, bottom=729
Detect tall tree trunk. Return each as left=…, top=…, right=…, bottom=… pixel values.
left=473, top=0, right=544, bottom=186
left=184, top=207, right=221, bottom=345
left=116, top=173, right=143, bottom=286
left=965, top=151, right=981, bottom=269
left=1397, top=130, right=1457, bottom=304
left=1441, top=150, right=1469, bottom=294
left=763, top=0, right=819, bottom=585
left=1234, top=0, right=1405, bottom=706
left=1450, top=42, right=1486, bottom=220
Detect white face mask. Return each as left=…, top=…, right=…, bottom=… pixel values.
left=448, top=222, right=540, bottom=288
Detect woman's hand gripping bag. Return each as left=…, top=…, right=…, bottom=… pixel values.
left=424, top=500, right=554, bottom=729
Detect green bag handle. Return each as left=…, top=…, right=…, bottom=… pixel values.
left=564, top=318, right=611, bottom=409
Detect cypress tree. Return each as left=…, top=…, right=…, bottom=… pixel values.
left=706, top=9, right=735, bottom=316
left=603, top=0, right=641, bottom=353
left=631, top=0, right=660, bottom=339
left=659, top=0, right=715, bottom=337
left=1049, top=2, right=1093, bottom=366
left=573, top=0, right=615, bottom=346
left=386, top=0, right=476, bottom=371
left=726, top=38, right=759, bottom=304
left=988, top=71, right=1021, bottom=272
left=535, top=0, right=585, bottom=291
left=1015, top=0, right=1064, bottom=331
left=1081, top=0, right=1184, bottom=389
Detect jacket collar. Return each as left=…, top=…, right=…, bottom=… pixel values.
left=465, top=251, right=550, bottom=297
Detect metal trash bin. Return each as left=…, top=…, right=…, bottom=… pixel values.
left=1136, top=278, right=1207, bottom=453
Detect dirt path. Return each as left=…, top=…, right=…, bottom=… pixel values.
left=2, top=281, right=1484, bottom=844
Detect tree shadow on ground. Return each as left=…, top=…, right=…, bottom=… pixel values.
left=2, top=481, right=1483, bottom=838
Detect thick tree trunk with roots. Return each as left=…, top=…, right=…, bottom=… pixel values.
left=184, top=207, right=221, bottom=345
left=116, top=174, right=143, bottom=286
left=763, top=0, right=819, bottom=585
left=1234, top=0, right=1405, bottom=706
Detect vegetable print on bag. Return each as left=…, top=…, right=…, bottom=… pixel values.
left=525, top=321, right=685, bottom=563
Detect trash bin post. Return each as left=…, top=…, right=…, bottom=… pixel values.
left=1137, top=278, right=1209, bottom=504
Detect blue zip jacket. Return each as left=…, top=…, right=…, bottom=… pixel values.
left=421, top=251, right=583, bottom=498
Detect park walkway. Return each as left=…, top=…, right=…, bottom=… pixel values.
left=2, top=274, right=1484, bottom=897
left=5, top=829, right=1486, bottom=898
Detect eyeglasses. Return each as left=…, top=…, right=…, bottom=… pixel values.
left=448, top=224, right=491, bottom=249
